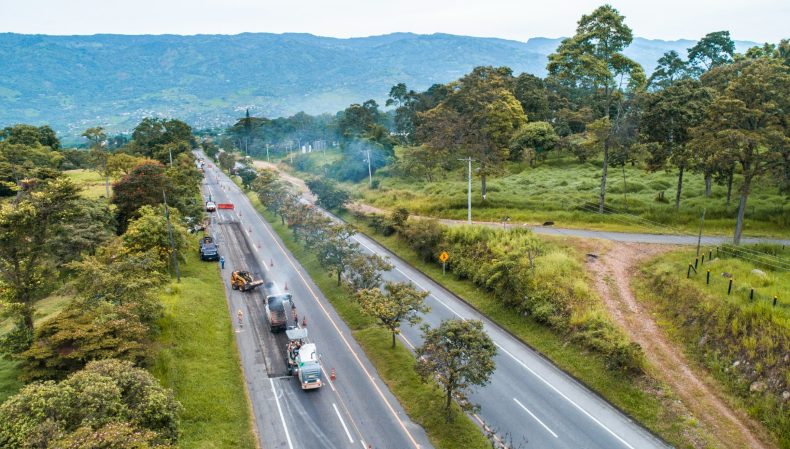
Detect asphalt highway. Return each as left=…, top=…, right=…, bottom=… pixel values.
left=203, top=153, right=669, bottom=448
left=199, top=154, right=432, bottom=449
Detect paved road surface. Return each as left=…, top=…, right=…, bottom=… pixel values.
left=255, top=163, right=672, bottom=448
left=200, top=155, right=432, bottom=449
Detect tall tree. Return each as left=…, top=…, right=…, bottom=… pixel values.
left=111, top=161, right=175, bottom=233
left=640, top=79, right=715, bottom=209
left=689, top=59, right=790, bottom=244
left=547, top=4, right=645, bottom=212
left=688, top=31, right=736, bottom=73
left=83, top=126, right=111, bottom=197
left=357, top=281, right=430, bottom=348
left=414, top=319, right=497, bottom=421
left=425, top=66, right=527, bottom=201
left=648, top=50, right=692, bottom=90
left=0, top=178, right=82, bottom=354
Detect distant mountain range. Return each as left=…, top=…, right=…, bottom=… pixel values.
left=0, top=32, right=759, bottom=141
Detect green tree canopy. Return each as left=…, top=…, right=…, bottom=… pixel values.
left=640, top=79, right=715, bottom=209
left=689, top=59, right=790, bottom=244
left=547, top=4, right=645, bottom=212
left=0, top=359, right=181, bottom=447
left=414, top=319, right=497, bottom=421
left=357, top=281, right=430, bottom=348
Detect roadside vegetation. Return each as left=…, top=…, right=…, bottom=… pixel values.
left=232, top=174, right=492, bottom=448
left=635, top=246, right=790, bottom=448
left=0, top=120, right=255, bottom=448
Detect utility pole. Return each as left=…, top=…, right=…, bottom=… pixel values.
left=696, top=208, right=706, bottom=257
left=266, top=144, right=270, bottom=162
left=169, top=148, right=173, bottom=168
left=457, top=157, right=475, bottom=224
left=163, top=190, right=181, bottom=282
left=366, top=148, right=373, bottom=188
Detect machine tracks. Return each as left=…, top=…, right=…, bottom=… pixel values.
left=220, top=219, right=291, bottom=378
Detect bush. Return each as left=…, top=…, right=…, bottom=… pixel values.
left=400, top=219, right=445, bottom=263
left=17, top=304, right=152, bottom=381
left=0, top=359, right=180, bottom=448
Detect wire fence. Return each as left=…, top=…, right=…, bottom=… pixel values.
left=685, top=249, right=787, bottom=314
left=557, top=199, right=789, bottom=317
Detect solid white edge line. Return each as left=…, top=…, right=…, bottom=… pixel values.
left=354, top=223, right=637, bottom=449
left=333, top=403, right=355, bottom=443
left=270, top=378, right=294, bottom=449
left=497, top=344, right=635, bottom=449
left=513, top=398, right=558, bottom=438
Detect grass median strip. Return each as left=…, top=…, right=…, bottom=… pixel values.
left=235, top=179, right=490, bottom=449
left=152, top=249, right=257, bottom=449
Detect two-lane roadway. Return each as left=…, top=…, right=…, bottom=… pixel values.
left=199, top=154, right=432, bottom=449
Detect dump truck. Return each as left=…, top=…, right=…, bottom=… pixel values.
left=231, top=270, right=264, bottom=291
left=265, top=293, right=296, bottom=333
left=285, top=328, right=323, bottom=390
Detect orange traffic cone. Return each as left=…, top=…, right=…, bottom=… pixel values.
left=270, top=259, right=273, bottom=266
left=284, top=282, right=288, bottom=290
left=248, top=226, right=252, bottom=233
left=258, top=241, right=261, bottom=248
left=331, top=367, right=336, bottom=380
left=302, top=316, right=306, bottom=327
left=239, top=211, right=242, bottom=217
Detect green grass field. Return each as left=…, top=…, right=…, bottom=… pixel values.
left=151, top=248, right=257, bottom=449
left=233, top=178, right=491, bottom=449
left=63, top=169, right=118, bottom=199
left=281, top=149, right=790, bottom=239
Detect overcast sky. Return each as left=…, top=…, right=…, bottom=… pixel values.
left=3, top=0, right=788, bottom=43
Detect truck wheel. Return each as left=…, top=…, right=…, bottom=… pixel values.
left=232, top=284, right=238, bottom=290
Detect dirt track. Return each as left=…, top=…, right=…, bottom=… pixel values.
left=587, top=242, right=774, bottom=449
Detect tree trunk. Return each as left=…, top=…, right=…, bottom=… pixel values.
left=705, top=173, right=712, bottom=197
left=733, top=176, right=752, bottom=245
left=446, top=387, right=453, bottom=412
left=392, top=332, right=396, bottom=348
left=675, top=165, right=684, bottom=209
left=337, top=270, right=342, bottom=286
left=622, top=164, right=627, bottom=212
left=105, top=176, right=110, bottom=198
left=281, top=215, right=285, bottom=225
left=599, top=143, right=609, bottom=213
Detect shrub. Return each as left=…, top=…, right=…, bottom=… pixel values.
left=0, top=359, right=180, bottom=447
left=400, top=219, right=445, bottom=263
left=17, top=304, right=152, bottom=381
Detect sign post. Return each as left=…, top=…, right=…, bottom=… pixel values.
left=439, top=251, right=449, bottom=275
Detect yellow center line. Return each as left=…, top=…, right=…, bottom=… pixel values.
left=231, top=174, right=421, bottom=449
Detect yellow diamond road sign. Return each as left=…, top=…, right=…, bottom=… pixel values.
left=439, top=252, right=449, bottom=262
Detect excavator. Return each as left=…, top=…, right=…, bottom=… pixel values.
left=230, top=270, right=264, bottom=291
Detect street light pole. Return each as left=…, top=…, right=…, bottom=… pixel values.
left=368, top=154, right=372, bottom=189
left=163, top=190, right=181, bottom=282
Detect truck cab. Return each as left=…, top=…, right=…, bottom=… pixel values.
left=206, top=201, right=216, bottom=212
left=296, top=343, right=322, bottom=390
left=284, top=328, right=322, bottom=390
left=265, top=293, right=295, bottom=333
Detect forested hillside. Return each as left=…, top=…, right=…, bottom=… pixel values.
left=0, top=32, right=757, bottom=140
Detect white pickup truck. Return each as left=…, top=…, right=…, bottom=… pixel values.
left=205, top=201, right=216, bottom=212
